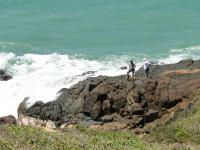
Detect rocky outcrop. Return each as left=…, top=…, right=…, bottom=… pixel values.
left=0, top=115, right=17, bottom=125
left=18, top=59, right=200, bottom=131
left=135, top=59, right=200, bottom=77
left=0, top=70, right=12, bottom=81
left=18, top=115, right=56, bottom=130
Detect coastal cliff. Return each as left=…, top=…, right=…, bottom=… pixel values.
left=17, top=59, right=200, bottom=132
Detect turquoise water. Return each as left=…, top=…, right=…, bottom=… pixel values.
left=1, top=0, right=200, bottom=116
left=0, top=0, right=200, bottom=59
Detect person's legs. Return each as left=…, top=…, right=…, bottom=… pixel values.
left=145, top=68, right=149, bottom=78
left=127, top=69, right=131, bottom=79
left=131, top=68, right=135, bottom=77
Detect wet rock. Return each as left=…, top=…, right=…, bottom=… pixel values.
left=17, top=60, right=200, bottom=130
left=119, top=66, right=128, bottom=70
left=0, top=70, right=12, bottom=81
left=82, top=71, right=97, bottom=76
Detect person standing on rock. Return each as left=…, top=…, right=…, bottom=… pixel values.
left=127, top=60, right=136, bottom=79
left=143, top=58, right=150, bottom=78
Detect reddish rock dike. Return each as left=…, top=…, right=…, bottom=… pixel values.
left=18, top=59, right=200, bottom=131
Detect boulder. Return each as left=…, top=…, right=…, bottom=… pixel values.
left=0, top=70, right=12, bottom=81
left=18, top=115, right=56, bottom=129
left=127, top=103, right=144, bottom=115
left=143, top=109, right=159, bottom=123
left=0, top=115, right=17, bottom=125
left=17, top=60, right=200, bottom=131
left=82, top=71, right=96, bottom=76
left=119, top=66, right=128, bottom=70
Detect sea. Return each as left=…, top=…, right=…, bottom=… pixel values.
left=0, top=0, right=200, bottom=117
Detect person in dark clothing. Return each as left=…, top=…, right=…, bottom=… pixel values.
left=127, top=60, right=135, bottom=79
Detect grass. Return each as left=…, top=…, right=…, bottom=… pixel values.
left=1, top=124, right=199, bottom=150
left=0, top=139, right=13, bottom=150
left=147, top=90, right=200, bottom=146
left=0, top=125, right=146, bottom=150
left=1, top=91, right=200, bottom=150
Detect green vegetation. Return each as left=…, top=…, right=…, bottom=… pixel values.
left=147, top=90, right=200, bottom=147
left=1, top=123, right=199, bottom=150
left=0, top=125, right=146, bottom=150
left=0, top=139, right=13, bottom=150
left=1, top=91, right=200, bottom=150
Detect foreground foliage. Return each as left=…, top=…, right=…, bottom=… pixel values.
left=0, top=124, right=147, bottom=150
left=0, top=123, right=199, bottom=150
left=1, top=91, right=200, bottom=150
left=147, top=90, right=200, bottom=148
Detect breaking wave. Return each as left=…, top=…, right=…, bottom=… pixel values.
left=0, top=45, right=200, bottom=116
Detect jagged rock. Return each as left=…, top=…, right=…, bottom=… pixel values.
left=0, top=70, right=12, bottom=81
left=100, top=114, right=114, bottom=122
left=135, top=59, right=199, bottom=78
left=17, top=60, right=200, bottom=131
left=143, top=109, right=159, bottom=123
left=127, top=103, right=144, bottom=115
left=0, top=115, right=17, bottom=125
left=18, top=115, right=56, bottom=129
left=82, top=71, right=97, bottom=76
left=17, top=97, right=30, bottom=117
left=91, top=101, right=102, bottom=120
left=119, top=66, right=128, bottom=70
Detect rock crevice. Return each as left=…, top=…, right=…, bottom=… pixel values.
left=18, top=60, right=200, bottom=131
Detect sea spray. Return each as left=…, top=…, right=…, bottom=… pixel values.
left=0, top=53, right=126, bottom=117
left=0, top=47, right=200, bottom=117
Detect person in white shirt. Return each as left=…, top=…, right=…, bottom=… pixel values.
left=143, top=58, right=150, bottom=78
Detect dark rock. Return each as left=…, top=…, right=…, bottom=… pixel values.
left=131, top=116, right=144, bottom=127
left=82, top=71, right=97, bottom=76
left=17, top=59, right=200, bottom=130
left=140, top=100, right=148, bottom=108
left=17, top=97, right=30, bottom=117
left=91, top=101, right=102, bottom=120
left=100, top=114, right=114, bottom=122
left=82, top=93, right=98, bottom=114
left=0, top=115, right=17, bottom=125
left=128, top=103, right=144, bottom=115
left=111, top=98, right=127, bottom=111
left=102, top=100, right=111, bottom=115
left=143, top=109, right=159, bottom=123
left=135, top=59, right=199, bottom=78
left=176, top=59, right=194, bottom=67
left=0, top=70, right=12, bottom=81
left=119, top=66, right=128, bottom=70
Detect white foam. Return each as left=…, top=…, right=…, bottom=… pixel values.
left=0, top=45, right=200, bottom=117
left=159, top=46, right=200, bottom=64
left=0, top=53, right=127, bottom=117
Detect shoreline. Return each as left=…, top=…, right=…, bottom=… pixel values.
left=14, top=59, right=200, bottom=132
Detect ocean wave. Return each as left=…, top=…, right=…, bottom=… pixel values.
left=0, top=46, right=200, bottom=117
left=159, top=46, right=200, bottom=64
left=0, top=52, right=127, bottom=117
